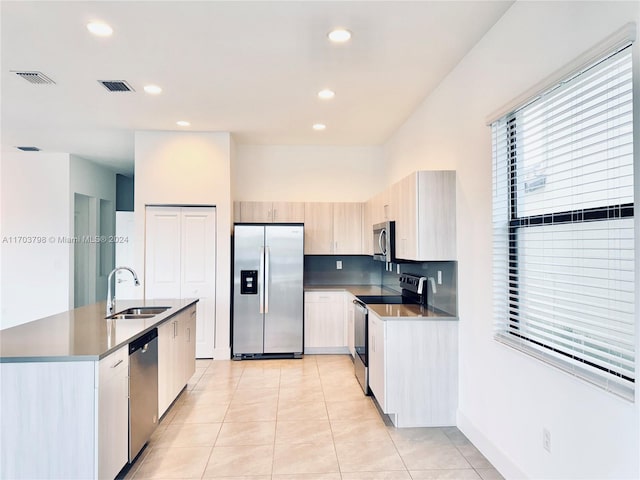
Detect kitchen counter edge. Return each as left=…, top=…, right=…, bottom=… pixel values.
left=0, top=299, right=199, bottom=363
left=304, top=285, right=458, bottom=321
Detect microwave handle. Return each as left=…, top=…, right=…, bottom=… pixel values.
left=378, top=229, right=387, bottom=255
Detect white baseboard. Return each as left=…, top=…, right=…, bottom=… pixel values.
left=457, top=409, right=527, bottom=480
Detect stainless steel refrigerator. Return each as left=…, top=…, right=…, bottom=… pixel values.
left=232, top=223, right=304, bottom=359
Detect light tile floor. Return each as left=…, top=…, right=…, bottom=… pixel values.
left=124, top=355, right=504, bottom=480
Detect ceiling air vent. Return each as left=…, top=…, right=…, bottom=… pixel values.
left=16, top=146, right=41, bottom=152
left=12, top=71, right=55, bottom=85
left=99, top=80, right=134, bottom=92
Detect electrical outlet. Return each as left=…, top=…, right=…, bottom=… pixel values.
left=437, top=270, right=442, bottom=285
left=397, top=264, right=401, bottom=274
left=543, top=428, right=551, bottom=453
left=336, top=260, right=342, bottom=270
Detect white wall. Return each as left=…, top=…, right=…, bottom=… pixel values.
left=234, top=145, right=384, bottom=202
left=0, top=153, right=71, bottom=329
left=134, top=130, right=233, bottom=359
left=0, top=152, right=117, bottom=329
left=383, top=2, right=639, bottom=479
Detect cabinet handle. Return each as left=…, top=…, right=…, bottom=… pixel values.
left=191, top=309, right=196, bottom=317
left=111, top=359, right=123, bottom=369
left=173, top=321, right=178, bottom=338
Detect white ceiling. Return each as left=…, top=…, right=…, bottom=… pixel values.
left=1, top=1, right=513, bottom=175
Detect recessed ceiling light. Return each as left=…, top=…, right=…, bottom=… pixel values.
left=328, top=28, right=351, bottom=43
left=143, top=84, right=162, bottom=95
left=87, top=22, right=113, bottom=37
left=318, top=89, right=335, bottom=100
left=313, top=123, right=327, bottom=131
left=176, top=120, right=190, bottom=127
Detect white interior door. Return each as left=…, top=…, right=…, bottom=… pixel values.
left=145, top=206, right=216, bottom=358
left=145, top=207, right=181, bottom=299
left=181, top=207, right=216, bottom=358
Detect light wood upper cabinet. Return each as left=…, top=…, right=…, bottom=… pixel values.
left=304, top=202, right=365, bottom=255
left=272, top=202, right=305, bottom=223
left=304, top=202, right=334, bottom=254
left=236, top=201, right=272, bottom=223
left=234, top=201, right=305, bottom=223
left=394, top=171, right=456, bottom=261
left=333, top=202, right=363, bottom=254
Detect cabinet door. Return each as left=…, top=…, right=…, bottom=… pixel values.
left=363, top=199, right=374, bottom=255
left=416, top=171, right=457, bottom=260
left=304, top=203, right=333, bottom=254
left=333, top=203, right=363, bottom=254
left=158, top=319, right=178, bottom=416
left=304, top=292, right=346, bottom=351
left=98, top=346, right=129, bottom=480
left=182, top=306, right=197, bottom=386
left=395, top=173, right=418, bottom=260
left=272, top=202, right=305, bottom=223
left=239, top=201, right=273, bottom=222
left=368, top=312, right=386, bottom=409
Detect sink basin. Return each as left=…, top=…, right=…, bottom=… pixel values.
left=119, top=307, right=171, bottom=315
left=108, top=313, right=156, bottom=320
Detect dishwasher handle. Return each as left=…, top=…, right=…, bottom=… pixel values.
left=129, top=328, right=158, bottom=355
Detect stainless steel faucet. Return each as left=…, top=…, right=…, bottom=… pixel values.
left=106, top=266, right=140, bottom=316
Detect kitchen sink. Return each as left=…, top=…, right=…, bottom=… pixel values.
left=118, top=307, right=171, bottom=315
left=108, top=313, right=156, bottom=320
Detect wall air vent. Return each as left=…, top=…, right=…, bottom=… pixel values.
left=99, top=80, right=134, bottom=92
left=16, top=146, right=41, bottom=152
left=12, top=71, right=55, bottom=84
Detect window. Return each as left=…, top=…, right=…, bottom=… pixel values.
left=492, top=45, right=635, bottom=400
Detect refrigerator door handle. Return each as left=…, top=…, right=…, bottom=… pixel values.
left=264, top=246, right=270, bottom=314
left=259, top=246, right=265, bottom=314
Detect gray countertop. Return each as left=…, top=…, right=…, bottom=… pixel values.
left=305, top=284, right=457, bottom=321
left=0, top=298, right=198, bottom=363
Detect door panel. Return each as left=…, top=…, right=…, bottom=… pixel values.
left=181, top=208, right=216, bottom=357
left=233, top=225, right=265, bottom=355
left=263, top=225, right=304, bottom=353
left=145, top=207, right=181, bottom=299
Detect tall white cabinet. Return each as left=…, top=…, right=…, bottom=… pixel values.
left=145, top=206, right=216, bottom=358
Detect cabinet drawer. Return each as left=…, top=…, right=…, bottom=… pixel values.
left=305, top=291, right=343, bottom=303
left=99, top=345, right=129, bottom=382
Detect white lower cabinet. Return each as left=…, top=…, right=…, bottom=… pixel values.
left=367, top=310, right=458, bottom=427
left=158, top=305, right=197, bottom=416
left=97, top=345, right=129, bottom=480
left=304, top=291, right=348, bottom=354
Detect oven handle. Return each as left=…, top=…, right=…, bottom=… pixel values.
left=353, top=299, right=368, bottom=311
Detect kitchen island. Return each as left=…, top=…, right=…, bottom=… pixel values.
left=0, top=299, right=198, bottom=480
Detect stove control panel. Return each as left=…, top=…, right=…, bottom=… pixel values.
left=399, top=273, right=426, bottom=295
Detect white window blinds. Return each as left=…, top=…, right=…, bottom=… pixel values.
left=492, top=45, right=635, bottom=400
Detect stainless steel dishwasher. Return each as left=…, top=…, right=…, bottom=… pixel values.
left=128, top=328, right=159, bottom=462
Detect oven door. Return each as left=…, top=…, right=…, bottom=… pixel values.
left=353, top=299, right=370, bottom=395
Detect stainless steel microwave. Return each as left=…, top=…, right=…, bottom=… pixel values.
left=372, top=221, right=395, bottom=262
